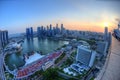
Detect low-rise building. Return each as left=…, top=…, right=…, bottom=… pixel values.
left=42, top=60, right=54, bottom=71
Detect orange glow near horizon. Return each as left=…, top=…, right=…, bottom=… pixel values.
left=30, top=19, right=114, bottom=33
left=63, top=21, right=111, bottom=32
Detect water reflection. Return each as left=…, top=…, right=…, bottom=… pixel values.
left=5, top=38, right=65, bottom=70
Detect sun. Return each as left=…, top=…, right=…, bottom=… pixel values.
left=104, top=22, right=109, bottom=27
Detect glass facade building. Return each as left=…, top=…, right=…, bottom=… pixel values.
left=0, top=30, right=9, bottom=49
left=26, top=27, right=33, bottom=39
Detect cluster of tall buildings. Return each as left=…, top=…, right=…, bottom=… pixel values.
left=25, top=24, right=110, bottom=42
left=0, top=30, right=9, bottom=50
left=26, top=24, right=65, bottom=39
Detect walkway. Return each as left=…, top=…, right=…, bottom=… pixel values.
left=95, top=37, right=120, bottom=80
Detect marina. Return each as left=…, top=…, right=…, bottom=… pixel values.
left=4, top=38, right=66, bottom=71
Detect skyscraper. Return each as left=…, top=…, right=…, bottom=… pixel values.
left=50, top=24, right=52, bottom=30
left=49, top=24, right=52, bottom=37
left=26, top=28, right=30, bottom=39
left=76, top=46, right=96, bottom=67
left=30, top=27, right=33, bottom=37
left=3, top=31, right=8, bottom=44
left=26, top=27, right=33, bottom=39
left=56, top=24, right=58, bottom=28
left=104, top=27, right=108, bottom=41
left=37, top=27, right=41, bottom=37
left=0, top=30, right=9, bottom=49
left=61, top=24, right=64, bottom=33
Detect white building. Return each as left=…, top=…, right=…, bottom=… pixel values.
left=25, top=53, right=44, bottom=65
left=78, top=40, right=90, bottom=49
left=42, top=60, right=54, bottom=71
left=76, top=46, right=96, bottom=67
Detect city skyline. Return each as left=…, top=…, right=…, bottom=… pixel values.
left=0, top=0, right=120, bottom=34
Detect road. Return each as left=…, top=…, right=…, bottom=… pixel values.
left=54, top=49, right=75, bottom=67
left=95, top=37, right=120, bottom=80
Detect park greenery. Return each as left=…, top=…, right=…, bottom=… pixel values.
left=90, top=77, right=94, bottom=80
left=55, top=52, right=66, bottom=64
left=29, top=70, right=43, bottom=78
left=63, top=58, right=73, bottom=67
left=42, top=68, right=64, bottom=80
left=77, top=38, right=96, bottom=46
left=5, top=72, right=14, bottom=80
left=71, top=50, right=77, bottom=58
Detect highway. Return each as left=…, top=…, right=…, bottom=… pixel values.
left=95, top=37, right=120, bottom=80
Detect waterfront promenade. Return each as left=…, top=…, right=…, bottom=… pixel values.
left=95, top=37, right=120, bottom=80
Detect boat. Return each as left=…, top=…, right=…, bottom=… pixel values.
left=113, top=24, right=120, bottom=40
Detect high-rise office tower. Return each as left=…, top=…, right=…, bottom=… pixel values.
left=76, top=46, right=96, bottom=67
left=61, top=24, right=66, bottom=35
left=46, top=25, right=49, bottom=36
left=49, top=24, right=52, bottom=36
left=50, top=24, right=52, bottom=30
left=26, top=27, right=33, bottom=39
left=26, top=28, right=30, bottom=39
left=56, top=24, right=58, bottom=28
left=61, top=24, right=64, bottom=30
left=30, top=27, right=33, bottom=37
left=104, top=27, right=108, bottom=41
left=47, top=25, right=49, bottom=30
left=37, top=27, right=41, bottom=37
left=55, top=24, right=60, bottom=34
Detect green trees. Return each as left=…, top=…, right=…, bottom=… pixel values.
left=64, top=58, right=73, bottom=66
left=55, top=53, right=65, bottom=64
left=30, top=70, right=43, bottom=78
left=43, top=68, right=64, bottom=80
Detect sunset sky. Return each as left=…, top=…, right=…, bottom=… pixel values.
left=0, top=0, right=120, bottom=34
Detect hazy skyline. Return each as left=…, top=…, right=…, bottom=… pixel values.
left=0, top=0, right=120, bottom=34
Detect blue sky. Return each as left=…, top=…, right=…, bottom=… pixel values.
left=0, top=0, right=120, bottom=34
